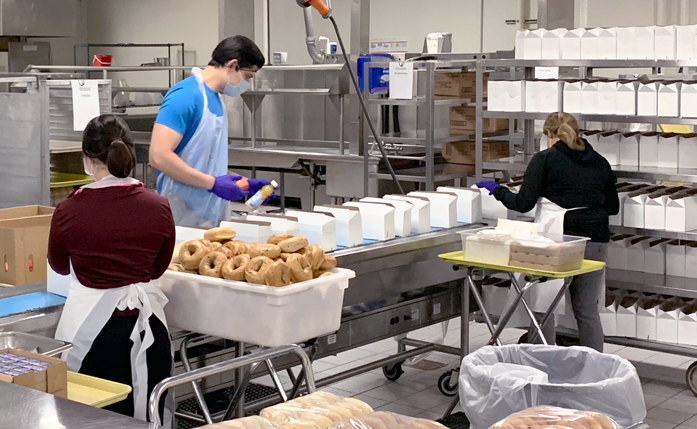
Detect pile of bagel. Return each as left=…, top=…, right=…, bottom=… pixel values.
left=168, top=227, right=337, bottom=288
left=326, top=412, right=446, bottom=429
left=489, top=406, right=615, bottom=429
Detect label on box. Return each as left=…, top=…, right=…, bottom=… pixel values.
left=534, top=67, right=559, bottom=79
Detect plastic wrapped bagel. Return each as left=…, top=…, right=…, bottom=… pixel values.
left=259, top=391, right=373, bottom=428
left=168, top=228, right=338, bottom=287
left=488, top=406, right=617, bottom=429
left=327, top=411, right=447, bottom=429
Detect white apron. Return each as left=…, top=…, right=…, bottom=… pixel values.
left=54, top=176, right=170, bottom=421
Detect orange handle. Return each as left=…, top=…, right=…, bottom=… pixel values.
left=306, top=0, right=330, bottom=17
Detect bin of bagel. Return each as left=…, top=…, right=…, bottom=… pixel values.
left=161, top=227, right=355, bottom=347
left=489, top=406, right=619, bottom=429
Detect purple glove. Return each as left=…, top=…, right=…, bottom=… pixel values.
left=476, top=180, right=499, bottom=195
left=247, top=178, right=276, bottom=204
left=210, top=175, right=247, bottom=201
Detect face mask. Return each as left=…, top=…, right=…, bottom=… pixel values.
left=223, top=79, right=251, bottom=97
left=83, top=157, right=95, bottom=180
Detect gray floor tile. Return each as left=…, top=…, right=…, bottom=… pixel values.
left=675, top=425, right=697, bottom=429
left=681, top=415, right=697, bottom=428
left=644, top=393, right=669, bottom=409
left=603, top=344, right=626, bottom=354
left=647, top=407, right=695, bottom=424
left=643, top=381, right=688, bottom=398
left=613, top=347, right=658, bottom=362
left=658, top=398, right=697, bottom=413
left=310, top=360, right=337, bottom=373
left=430, top=400, right=463, bottom=414
left=361, top=383, right=422, bottom=402
left=375, top=402, right=424, bottom=418
left=395, top=387, right=452, bottom=410
left=673, top=389, right=697, bottom=401
left=644, top=418, right=679, bottom=429
left=644, top=353, right=693, bottom=368
left=349, top=394, right=389, bottom=410
left=319, top=386, right=355, bottom=397
left=318, top=349, right=376, bottom=366
left=415, top=410, right=444, bottom=421
left=329, top=372, right=391, bottom=394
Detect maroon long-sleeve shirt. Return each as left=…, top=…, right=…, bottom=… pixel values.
left=48, top=184, right=175, bottom=291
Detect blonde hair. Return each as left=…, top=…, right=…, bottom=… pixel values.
left=543, top=112, right=585, bottom=151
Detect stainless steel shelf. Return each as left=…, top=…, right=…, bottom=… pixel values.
left=482, top=111, right=697, bottom=125
left=371, top=163, right=474, bottom=183
left=369, top=97, right=471, bottom=107
left=243, top=89, right=332, bottom=96
left=606, top=269, right=697, bottom=299
left=485, top=59, right=697, bottom=68
left=375, top=131, right=474, bottom=145
left=611, top=226, right=697, bottom=241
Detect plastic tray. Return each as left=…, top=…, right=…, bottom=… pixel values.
left=67, top=371, right=131, bottom=408
left=0, top=332, right=71, bottom=357
left=50, top=172, right=93, bottom=188
left=159, top=268, right=355, bottom=347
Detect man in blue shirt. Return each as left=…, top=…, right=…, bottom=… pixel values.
left=150, top=35, right=271, bottom=226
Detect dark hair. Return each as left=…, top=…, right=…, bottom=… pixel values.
left=209, top=35, right=265, bottom=69
left=82, top=114, right=136, bottom=178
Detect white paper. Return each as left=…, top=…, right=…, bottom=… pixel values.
left=616, top=27, right=636, bottom=59
left=515, top=30, right=528, bottom=59
left=487, top=80, right=506, bottom=112
left=597, top=81, right=617, bottom=115
left=525, top=80, right=559, bottom=113
left=285, top=210, right=337, bottom=251
left=645, top=239, right=668, bottom=275
left=644, top=194, right=669, bottom=230
left=343, top=202, right=395, bottom=240
left=505, top=81, right=525, bottom=112
left=666, top=195, right=697, bottom=232
left=360, top=197, right=412, bottom=237
left=313, top=206, right=362, bottom=248
left=677, top=25, right=697, bottom=59
left=408, top=191, right=457, bottom=228
left=685, top=244, right=697, bottom=279
left=523, top=29, right=544, bottom=59
left=246, top=214, right=300, bottom=236
left=220, top=220, right=272, bottom=244
left=71, top=80, right=101, bottom=131
left=616, top=82, right=636, bottom=115
left=389, top=62, right=416, bottom=100
left=534, top=67, right=559, bottom=79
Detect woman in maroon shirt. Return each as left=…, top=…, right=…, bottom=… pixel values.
left=48, top=114, right=175, bottom=420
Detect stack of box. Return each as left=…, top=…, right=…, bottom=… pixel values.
left=0, top=206, right=54, bottom=287
left=442, top=140, right=509, bottom=165
left=0, top=349, right=67, bottom=398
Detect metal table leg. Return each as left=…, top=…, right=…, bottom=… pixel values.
left=265, top=359, right=288, bottom=402
left=461, top=277, right=469, bottom=358
left=507, top=274, right=548, bottom=345
left=465, top=270, right=501, bottom=345
left=488, top=279, right=540, bottom=346
left=223, top=361, right=261, bottom=421
left=235, top=342, right=246, bottom=419
left=180, top=335, right=214, bottom=425
left=528, top=277, right=573, bottom=344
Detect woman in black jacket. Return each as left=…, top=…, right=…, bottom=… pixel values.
left=476, top=112, right=620, bottom=352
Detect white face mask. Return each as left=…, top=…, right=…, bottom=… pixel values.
left=223, top=79, right=250, bottom=97
left=83, top=157, right=96, bottom=179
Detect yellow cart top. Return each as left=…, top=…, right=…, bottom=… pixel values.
left=439, top=251, right=605, bottom=279
left=67, top=371, right=131, bottom=408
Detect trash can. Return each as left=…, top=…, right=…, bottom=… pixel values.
left=459, top=344, right=646, bottom=429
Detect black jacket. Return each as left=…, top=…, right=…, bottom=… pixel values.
left=493, top=140, right=620, bottom=243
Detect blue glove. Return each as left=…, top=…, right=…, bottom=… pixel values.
left=210, top=175, right=247, bottom=201
left=476, top=180, right=499, bottom=195
left=247, top=178, right=276, bottom=204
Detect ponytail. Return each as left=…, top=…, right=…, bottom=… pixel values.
left=107, top=139, right=136, bottom=178
left=83, top=114, right=136, bottom=177
left=543, top=112, right=585, bottom=151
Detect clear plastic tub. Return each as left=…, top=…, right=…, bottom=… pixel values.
left=460, top=227, right=513, bottom=266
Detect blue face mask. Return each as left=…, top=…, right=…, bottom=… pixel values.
left=223, top=79, right=251, bottom=97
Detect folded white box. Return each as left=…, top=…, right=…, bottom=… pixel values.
left=487, top=80, right=506, bottom=112
left=246, top=214, right=300, bottom=236
left=677, top=25, right=697, bottom=59
left=175, top=225, right=206, bottom=243
left=624, top=191, right=651, bottom=228
left=581, top=81, right=600, bottom=115
left=505, top=81, right=525, bottom=112
left=383, top=194, right=430, bottom=234
left=541, top=28, right=565, bottom=59
left=595, top=132, right=621, bottom=165
left=561, top=28, right=584, bottom=59
left=657, top=299, right=682, bottom=344
left=667, top=240, right=688, bottom=277
left=525, top=80, right=561, bottom=113
left=639, top=133, right=660, bottom=168
left=600, top=295, right=618, bottom=337
left=597, top=81, right=617, bottom=115
left=637, top=82, right=659, bottom=116
left=437, top=186, right=482, bottom=224
left=408, top=191, right=457, bottom=228
left=678, top=304, right=697, bottom=346
left=313, top=205, right=362, bottom=248
left=658, top=134, right=679, bottom=169
left=637, top=297, right=660, bottom=341
left=645, top=238, right=670, bottom=275
left=666, top=190, right=697, bottom=232
left=563, top=81, right=584, bottom=114
left=616, top=81, right=636, bottom=115
left=627, top=237, right=651, bottom=272
left=284, top=210, right=337, bottom=251
left=360, top=197, right=412, bottom=237
left=635, top=26, right=656, bottom=59
left=644, top=192, right=672, bottom=230
left=679, top=134, right=697, bottom=169
left=523, top=29, right=544, bottom=59
left=616, top=295, right=640, bottom=338
left=220, top=219, right=272, bottom=244
left=607, top=234, right=634, bottom=270
left=515, top=30, right=527, bottom=59
left=686, top=243, right=697, bottom=279
left=654, top=25, right=677, bottom=59
left=581, top=29, right=598, bottom=60
left=476, top=185, right=509, bottom=221
left=343, top=202, right=395, bottom=241
left=680, top=83, right=697, bottom=118
left=658, top=82, right=680, bottom=117
left=619, top=132, right=640, bottom=167
left=616, top=27, right=636, bottom=59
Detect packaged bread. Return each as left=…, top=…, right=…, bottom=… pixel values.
left=327, top=411, right=446, bottom=429
left=200, top=415, right=279, bottom=428
left=488, top=406, right=617, bottom=429
left=259, top=392, right=373, bottom=428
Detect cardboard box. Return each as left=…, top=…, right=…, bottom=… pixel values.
left=596, top=131, right=621, bottom=165
left=515, top=30, right=527, bottom=59
left=443, top=141, right=509, bottom=165
left=645, top=191, right=674, bottom=230
left=655, top=25, right=677, bottom=59
left=686, top=242, right=697, bottom=279
left=523, top=29, right=544, bottom=59
left=487, top=80, right=506, bottom=112
left=616, top=80, right=636, bottom=115
left=627, top=237, right=652, bottom=272
left=616, top=27, right=636, bottom=59
left=658, top=82, right=680, bottom=117
left=666, top=239, right=688, bottom=277
left=677, top=25, right=697, bottom=59
left=360, top=197, right=412, bottom=237
left=284, top=210, right=336, bottom=251
left=220, top=219, right=272, bottom=244
left=616, top=294, right=640, bottom=338
left=343, top=202, right=395, bottom=241
left=561, top=28, right=584, bottom=59
left=581, top=28, right=599, bottom=59
left=541, top=28, right=565, bottom=59
left=679, top=134, right=697, bottom=169
left=0, top=348, right=67, bottom=398
left=639, top=132, right=660, bottom=168
left=383, top=195, right=430, bottom=234
left=607, top=234, right=634, bottom=270
left=581, top=81, right=600, bottom=114
left=635, top=26, right=656, bottom=59
left=658, top=133, right=679, bottom=168
left=563, top=80, right=584, bottom=114
left=637, top=82, right=659, bottom=116
left=246, top=214, right=300, bottom=236
left=637, top=296, right=661, bottom=340
left=525, top=80, right=561, bottom=113
left=645, top=238, right=670, bottom=274
left=624, top=190, right=652, bottom=228
left=313, top=205, right=362, bottom=248
left=657, top=298, right=683, bottom=343
left=611, top=183, right=653, bottom=226
left=438, top=186, right=482, bottom=224
left=449, top=106, right=508, bottom=134
left=408, top=191, right=458, bottom=228
left=597, top=81, right=617, bottom=115
left=477, top=185, right=509, bottom=221
left=0, top=206, right=55, bottom=286
left=678, top=302, right=697, bottom=346
left=666, top=189, right=697, bottom=232
left=596, top=27, right=618, bottom=59
left=505, top=81, right=525, bottom=112
left=680, top=83, right=697, bottom=118
left=435, top=72, right=487, bottom=99
left=619, top=132, right=640, bottom=167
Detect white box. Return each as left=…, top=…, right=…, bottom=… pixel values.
left=657, top=299, right=682, bottom=344
left=523, top=29, right=544, bottom=59
left=505, top=81, right=526, bottom=112
left=159, top=267, right=354, bottom=347
left=678, top=303, right=697, bottom=346
left=409, top=191, right=457, bottom=228
left=596, top=131, right=621, bottom=165
left=343, top=202, right=395, bottom=241
left=655, top=25, right=677, bottom=59
left=637, top=297, right=660, bottom=340
left=246, top=214, right=300, bottom=236
left=616, top=295, right=640, bottom=338
left=666, top=240, right=687, bottom=277
left=476, top=185, right=509, bottom=221
left=635, top=26, right=656, bottom=59
left=581, top=81, right=600, bottom=115
left=175, top=225, right=206, bottom=243
left=679, top=134, right=697, bottom=169
left=644, top=192, right=671, bottom=230
left=220, top=219, right=272, bottom=244
left=666, top=190, right=697, bottom=232
left=389, top=62, right=417, bottom=100
left=597, top=27, right=618, bottom=59
left=541, top=28, right=565, bottom=59
left=383, top=194, right=430, bottom=234
left=680, top=83, right=697, bottom=118
left=313, top=205, right=362, bottom=248
left=515, top=30, right=528, bottom=59
left=645, top=238, right=669, bottom=274
left=616, top=27, right=636, bottom=59
left=360, top=197, right=412, bottom=237
left=487, top=80, right=506, bottom=112
left=597, top=81, right=617, bottom=115
left=686, top=243, right=697, bottom=278
left=677, top=25, right=697, bottom=59
left=600, top=295, right=618, bottom=337
left=658, top=82, right=680, bottom=117
left=283, top=210, right=336, bottom=251
left=616, top=81, right=636, bottom=115
left=563, top=80, right=584, bottom=113
left=581, top=29, right=598, bottom=59
left=607, top=234, right=634, bottom=270
left=639, top=132, right=660, bottom=168
left=658, top=134, right=679, bottom=168
left=627, top=237, right=651, bottom=272
left=637, top=82, right=659, bottom=116
left=561, top=28, right=584, bottom=59
left=619, top=132, right=640, bottom=167
left=525, top=80, right=560, bottom=113
left=437, top=186, right=482, bottom=224
left=624, top=191, right=650, bottom=228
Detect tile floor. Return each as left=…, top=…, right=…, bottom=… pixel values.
left=255, top=319, right=697, bottom=427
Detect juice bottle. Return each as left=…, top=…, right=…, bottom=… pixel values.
left=246, top=180, right=278, bottom=209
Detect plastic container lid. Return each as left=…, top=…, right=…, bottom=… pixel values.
left=271, top=180, right=279, bottom=188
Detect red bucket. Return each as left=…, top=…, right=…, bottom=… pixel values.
left=93, top=55, right=112, bottom=67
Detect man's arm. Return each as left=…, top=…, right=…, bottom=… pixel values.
left=149, top=124, right=215, bottom=190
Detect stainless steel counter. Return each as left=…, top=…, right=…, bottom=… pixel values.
left=0, top=381, right=152, bottom=429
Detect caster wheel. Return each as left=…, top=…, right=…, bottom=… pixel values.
left=686, top=361, right=697, bottom=396
left=518, top=333, right=529, bottom=344
left=438, top=371, right=459, bottom=397
left=383, top=363, right=404, bottom=381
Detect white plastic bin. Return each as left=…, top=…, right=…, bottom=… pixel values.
left=158, top=268, right=354, bottom=347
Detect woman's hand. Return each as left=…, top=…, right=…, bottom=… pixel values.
left=476, top=180, right=499, bottom=195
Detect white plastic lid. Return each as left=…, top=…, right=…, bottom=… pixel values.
left=271, top=180, right=279, bottom=188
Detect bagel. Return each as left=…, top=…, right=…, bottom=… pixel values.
left=265, top=260, right=292, bottom=287
left=224, top=241, right=248, bottom=256
left=245, top=256, right=274, bottom=284
left=286, top=253, right=313, bottom=282
left=313, top=392, right=341, bottom=403
left=586, top=413, right=614, bottom=429
left=222, top=254, right=250, bottom=281
left=299, top=244, right=324, bottom=270
left=180, top=240, right=209, bottom=270
left=219, top=246, right=234, bottom=258
left=268, top=233, right=294, bottom=245
left=248, top=243, right=282, bottom=259
left=342, top=398, right=373, bottom=414
left=168, top=262, right=186, bottom=272
left=320, top=255, right=337, bottom=270
left=325, top=404, right=352, bottom=419
left=278, top=236, right=309, bottom=253
left=209, top=241, right=224, bottom=251
left=204, top=226, right=236, bottom=242
left=199, top=252, right=227, bottom=278
left=172, top=242, right=184, bottom=263
left=199, top=239, right=212, bottom=250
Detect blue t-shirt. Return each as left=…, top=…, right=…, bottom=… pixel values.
left=155, top=75, right=224, bottom=155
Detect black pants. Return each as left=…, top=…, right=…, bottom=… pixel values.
left=79, top=314, right=172, bottom=419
